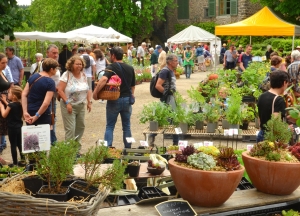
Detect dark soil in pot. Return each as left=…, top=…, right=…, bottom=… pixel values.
left=69, top=180, right=99, bottom=201
left=37, top=185, right=69, bottom=202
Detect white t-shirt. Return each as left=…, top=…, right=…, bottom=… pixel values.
left=30, top=62, right=41, bottom=74
left=127, top=49, right=132, bottom=58
left=80, top=54, right=96, bottom=78
left=96, top=58, right=106, bottom=72
left=137, top=46, right=145, bottom=57
left=60, top=71, right=89, bottom=105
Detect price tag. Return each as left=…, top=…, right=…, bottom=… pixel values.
left=295, top=127, right=300, bottom=135
left=233, top=129, right=239, bottom=135
left=228, top=129, right=234, bottom=136
left=175, top=127, right=183, bottom=134
left=140, top=140, right=148, bottom=147
left=178, top=140, right=188, bottom=151
left=247, top=145, right=254, bottom=151
left=126, top=137, right=136, bottom=143
left=224, top=129, right=229, bottom=136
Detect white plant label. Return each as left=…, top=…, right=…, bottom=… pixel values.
left=178, top=140, right=188, bottom=151
left=247, top=145, right=254, bottom=151
left=295, top=127, right=300, bottom=135
left=193, top=142, right=203, bottom=148
left=224, top=129, right=229, bottom=136
left=228, top=129, right=234, bottom=136
left=203, top=141, right=213, bottom=146
left=140, top=140, right=148, bottom=147
left=126, top=137, right=136, bottom=143
left=175, top=127, right=182, bottom=134
left=256, top=131, right=260, bottom=136
left=97, top=139, right=108, bottom=146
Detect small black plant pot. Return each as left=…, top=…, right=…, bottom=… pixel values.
left=69, top=180, right=98, bottom=201
left=26, top=164, right=36, bottom=171
left=22, top=175, right=43, bottom=196
left=126, top=165, right=140, bottom=178
left=240, top=122, right=249, bottom=130
left=37, top=185, right=69, bottom=202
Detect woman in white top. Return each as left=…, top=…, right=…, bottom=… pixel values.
left=93, top=49, right=109, bottom=80
left=29, top=53, right=43, bottom=76
left=127, top=46, right=133, bottom=65
left=57, top=55, right=92, bottom=143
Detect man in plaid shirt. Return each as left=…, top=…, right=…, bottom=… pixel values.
left=287, top=50, right=300, bottom=97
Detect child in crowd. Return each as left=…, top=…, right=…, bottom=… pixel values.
left=0, top=86, right=24, bottom=166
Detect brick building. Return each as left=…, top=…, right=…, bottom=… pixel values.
left=149, top=0, right=262, bottom=45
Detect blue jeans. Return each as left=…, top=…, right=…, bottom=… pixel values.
left=177, top=56, right=183, bottom=66
left=0, top=136, right=6, bottom=149
left=104, top=97, right=132, bottom=148
left=185, top=65, right=191, bottom=78
left=256, top=130, right=264, bottom=143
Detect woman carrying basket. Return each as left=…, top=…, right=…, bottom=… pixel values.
left=57, top=56, right=92, bottom=145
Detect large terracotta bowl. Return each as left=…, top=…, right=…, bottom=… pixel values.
left=242, top=152, right=300, bottom=195
left=168, top=158, right=244, bottom=207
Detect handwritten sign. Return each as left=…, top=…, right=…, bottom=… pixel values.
left=155, top=200, right=197, bottom=216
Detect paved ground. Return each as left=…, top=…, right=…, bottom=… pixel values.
left=0, top=65, right=253, bottom=163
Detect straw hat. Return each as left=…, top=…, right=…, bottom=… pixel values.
left=222, top=43, right=226, bottom=47
left=239, top=45, right=243, bottom=48
left=198, top=43, right=202, bottom=46
left=296, top=45, right=300, bottom=49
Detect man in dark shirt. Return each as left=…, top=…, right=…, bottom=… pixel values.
left=93, top=47, right=135, bottom=148
left=239, top=44, right=253, bottom=72
left=257, top=70, right=291, bottom=142
left=58, top=45, right=72, bottom=73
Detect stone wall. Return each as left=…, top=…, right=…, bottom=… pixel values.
left=165, top=0, right=262, bottom=39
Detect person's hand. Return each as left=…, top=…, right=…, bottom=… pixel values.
left=23, top=112, right=31, bottom=122
left=1, top=94, right=6, bottom=102
left=92, top=76, right=95, bottom=81
left=67, top=103, right=72, bottom=114
left=19, top=81, right=22, bottom=86
left=87, top=103, right=92, bottom=112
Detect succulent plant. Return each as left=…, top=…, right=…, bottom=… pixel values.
left=289, top=143, right=300, bottom=161
left=182, top=145, right=195, bottom=156
left=187, top=152, right=216, bottom=170
left=175, top=154, right=188, bottom=163
left=216, top=147, right=240, bottom=171
left=198, top=146, right=220, bottom=156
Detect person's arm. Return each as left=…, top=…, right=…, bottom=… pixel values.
left=190, top=51, right=194, bottom=59
left=19, top=68, right=24, bottom=85
left=0, top=102, right=11, bottom=118
left=86, top=90, right=92, bottom=112
left=21, top=83, right=30, bottom=122
left=57, top=79, right=74, bottom=114
left=223, top=53, right=227, bottom=65
left=92, top=65, right=96, bottom=80
left=155, top=78, right=165, bottom=93
left=93, top=76, right=108, bottom=100
left=239, top=55, right=245, bottom=71
left=31, top=91, right=54, bottom=124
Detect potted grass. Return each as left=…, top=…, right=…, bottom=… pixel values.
left=225, top=90, right=243, bottom=129
left=242, top=115, right=300, bottom=195
left=240, top=106, right=255, bottom=130
left=34, top=140, right=79, bottom=201
left=124, top=161, right=141, bottom=177
left=70, top=144, right=126, bottom=201
left=203, top=102, right=221, bottom=133
left=169, top=145, right=244, bottom=207
left=139, top=102, right=172, bottom=131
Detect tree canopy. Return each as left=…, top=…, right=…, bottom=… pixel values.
left=0, top=0, right=31, bottom=39
left=251, top=0, right=300, bottom=25
left=29, top=0, right=174, bottom=39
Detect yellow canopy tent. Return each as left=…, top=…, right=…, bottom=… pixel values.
left=215, top=6, right=300, bottom=49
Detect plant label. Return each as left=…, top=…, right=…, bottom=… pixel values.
left=126, top=137, right=136, bottom=143
left=203, top=141, right=213, bottom=146
left=224, top=129, right=229, bottom=136
left=228, top=129, right=234, bottom=136
left=155, top=200, right=197, bottom=216
left=295, top=127, right=300, bottom=135
left=22, top=124, right=51, bottom=153
left=247, top=145, right=254, bottom=151
left=175, top=127, right=182, bottom=134
left=256, top=131, right=260, bottom=136
left=193, top=142, right=203, bottom=148
left=140, top=140, right=148, bottom=147
left=96, top=139, right=108, bottom=146
left=233, top=129, right=238, bottom=135
left=178, top=140, right=188, bottom=151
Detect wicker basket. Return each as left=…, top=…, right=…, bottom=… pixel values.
left=0, top=174, right=110, bottom=216
left=97, top=83, right=120, bottom=100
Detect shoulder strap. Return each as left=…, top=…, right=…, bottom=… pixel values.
left=29, top=75, right=43, bottom=90
left=272, top=95, right=279, bottom=114
left=116, top=62, right=130, bottom=91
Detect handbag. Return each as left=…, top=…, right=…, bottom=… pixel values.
left=57, top=71, right=70, bottom=101
left=117, top=63, right=135, bottom=105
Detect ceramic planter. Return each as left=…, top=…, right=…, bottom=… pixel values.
left=179, top=123, right=188, bottom=134
left=168, top=158, right=244, bottom=207
left=195, top=121, right=204, bottom=130
left=206, top=122, right=217, bottom=133
left=242, top=152, right=300, bottom=195
left=222, top=119, right=229, bottom=129
left=149, top=121, right=158, bottom=131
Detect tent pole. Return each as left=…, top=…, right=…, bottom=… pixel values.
left=214, top=36, right=217, bottom=72
left=250, top=36, right=252, bottom=45
left=292, top=35, right=295, bottom=51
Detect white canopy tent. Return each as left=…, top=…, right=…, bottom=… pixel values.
left=4, top=31, right=101, bottom=44
left=100, top=27, right=132, bottom=43
left=67, top=24, right=119, bottom=39
left=167, top=25, right=221, bottom=67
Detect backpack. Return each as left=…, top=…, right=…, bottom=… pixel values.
left=150, top=69, right=171, bottom=98
left=82, top=55, right=90, bottom=69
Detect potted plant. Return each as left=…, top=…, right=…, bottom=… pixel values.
left=225, top=90, right=243, bottom=129
left=193, top=112, right=206, bottom=130
left=142, top=68, right=152, bottom=82
left=240, top=105, right=255, bottom=130
left=198, top=79, right=219, bottom=102
left=70, top=144, right=126, bottom=201
left=242, top=115, right=300, bottom=195
left=147, top=154, right=168, bottom=175
left=203, top=102, right=221, bottom=133
left=124, top=161, right=140, bottom=177
left=169, top=145, right=244, bottom=207
left=139, top=102, right=172, bottom=131
left=34, top=140, right=79, bottom=201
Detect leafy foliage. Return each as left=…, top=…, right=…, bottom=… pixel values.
left=0, top=0, right=32, bottom=39
left=174, top=22, right=217, bottom=34
left=203, top=102, right=222, bottom=123
left=139, top=102, right=173, bottom=126
left=225, top=89, right=243, bottom=125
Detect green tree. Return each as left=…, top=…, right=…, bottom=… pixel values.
left=251, top=0, right=300, bottom=25
left=0, top=0, right=31, bottom=39
left=29, top=0, right=174, bottom=38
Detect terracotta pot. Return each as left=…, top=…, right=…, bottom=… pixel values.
left=168, top=158, right=244, bottom=207
left=242, top=152, right=300, bottom=195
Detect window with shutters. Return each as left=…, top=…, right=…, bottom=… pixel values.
left=177, top=0, right=189, bottom=19
left=219, top=0, right=238, bottom=16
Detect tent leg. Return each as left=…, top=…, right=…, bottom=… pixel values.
left=214, top=36, right=217, bottom=73
left=250, top=36, right=252, bottom=45
left=292, top=35, right=295, bottom=51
